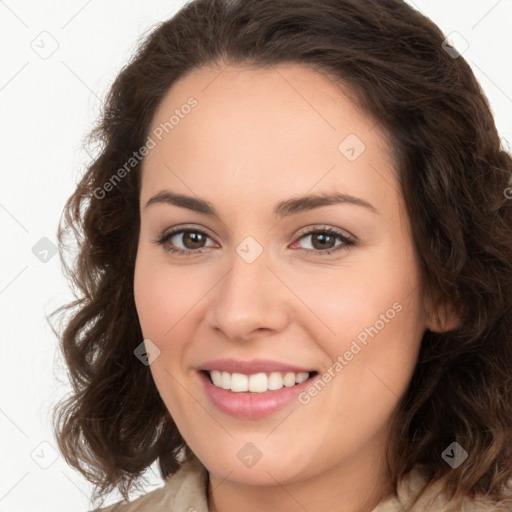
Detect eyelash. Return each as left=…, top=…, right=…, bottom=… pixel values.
left=152, top=225, right=356, bottom=256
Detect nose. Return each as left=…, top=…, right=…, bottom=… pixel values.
left=205, top=244, right=290, bottom=342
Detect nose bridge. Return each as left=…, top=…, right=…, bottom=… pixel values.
left=206, top=237, right=288, bottom=339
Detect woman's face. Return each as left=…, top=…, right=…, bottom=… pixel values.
left=134, top=63, right=435, bottom=492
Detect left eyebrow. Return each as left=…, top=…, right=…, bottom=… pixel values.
left=143, top=190, right=379, bottom=217
left=274, top=192, right=379, bottom=217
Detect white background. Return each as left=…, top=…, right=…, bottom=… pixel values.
left=1, top=1, right=511, bottom=511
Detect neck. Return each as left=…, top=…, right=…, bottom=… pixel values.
left=207, top=448, right=395, bottom=512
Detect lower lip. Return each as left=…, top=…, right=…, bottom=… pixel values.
left=198, top=371, right=316, bottom=419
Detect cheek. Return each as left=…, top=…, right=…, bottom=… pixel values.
left=290, top=251, right=422, bottom=349
left=133, top=258, right=198, bottom=414
left=293, top=244, right=425, bottom=411
left=133, top=255, right=205, bottom=341
left=328, top=275, right=423, bottom=414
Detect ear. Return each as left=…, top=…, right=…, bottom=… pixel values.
left=423, top=286, right=461, bottom=333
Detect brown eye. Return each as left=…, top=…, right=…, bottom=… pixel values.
left=294, top=227, right=356, bottom=255
left=309, top=232, right=337, bottom=250
left=178, top=231, right=208, bottom=250
left=155, top=228, right=215, bottom=255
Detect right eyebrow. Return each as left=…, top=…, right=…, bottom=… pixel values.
left=144, top=190, right=216, bottom=215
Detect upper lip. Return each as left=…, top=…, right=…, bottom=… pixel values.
left=198, top=358, right=316, bottom=375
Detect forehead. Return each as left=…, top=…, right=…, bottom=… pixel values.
left=140, top=63, right=400, bottom=221
left=147, top=62, right=389, bottom=150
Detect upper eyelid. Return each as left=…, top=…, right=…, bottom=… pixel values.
left=161, top=224, right=352, bottom=237
left=295, top=225, right=353, bottom=239
left=160, top=224, right=354, bottom=247
left=163, top=225, right=217, bottom=242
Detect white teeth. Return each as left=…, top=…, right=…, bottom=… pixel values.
left=231, top=373, right=249, bottom=392
left=221, top=371, right=230, bottom=390
left=295, top=372, right=309, bottom=384
left=283, top=372, right=296, bottom=387
left=207, top=370, right=311, bottom=393
left=268, top=372, right=283, bottom=390
left=248, top=373, right=267, bottom=393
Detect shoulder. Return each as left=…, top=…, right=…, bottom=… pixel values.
left=89, top=455, right=209, bottom=512
left=373, top=466, right=512, bottom=512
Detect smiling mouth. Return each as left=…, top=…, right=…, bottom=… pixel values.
left=201, top=370, right=319, bottom=393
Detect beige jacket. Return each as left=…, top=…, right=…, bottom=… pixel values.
left=93, top=455, right=511, bottom=512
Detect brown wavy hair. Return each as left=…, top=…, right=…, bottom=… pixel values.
left=50, top=0, right=512, bottom=510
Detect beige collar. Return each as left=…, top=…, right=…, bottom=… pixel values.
left=97, top=454, right=511, bottom=512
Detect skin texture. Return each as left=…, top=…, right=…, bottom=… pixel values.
left=133, top=63, right=454, bottom=512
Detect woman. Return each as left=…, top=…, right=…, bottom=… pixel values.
left=51, top=0, right=512, bottom=511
